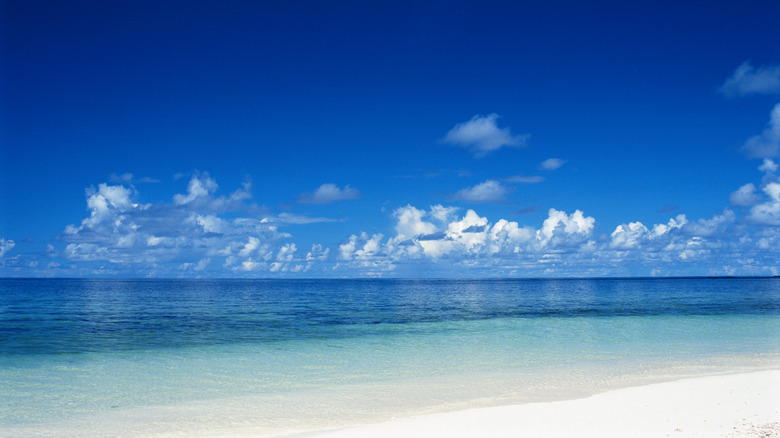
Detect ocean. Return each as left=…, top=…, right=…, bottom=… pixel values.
left=1, top=278, right=779, bottom=437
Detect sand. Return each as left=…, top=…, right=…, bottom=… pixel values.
left=296, top=370, right=780, bottom=438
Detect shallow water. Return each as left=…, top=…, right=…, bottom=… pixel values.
left=1, top=278, right=779, bottom=436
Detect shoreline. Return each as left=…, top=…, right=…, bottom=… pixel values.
left=2, top=367, right=778, bottom=437
left=285, top=370, right=780, bottom=438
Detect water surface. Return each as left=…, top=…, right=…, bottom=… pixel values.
left=2, top=278, right=778, bottom=436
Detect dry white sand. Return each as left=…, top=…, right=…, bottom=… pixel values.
left=299, top=370, right=779, bottom=438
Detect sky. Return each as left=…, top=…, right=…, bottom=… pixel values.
left=1, top=0, right=780, bottom=278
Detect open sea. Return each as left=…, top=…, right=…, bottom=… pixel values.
left=1, top=278, right=779, bottom=437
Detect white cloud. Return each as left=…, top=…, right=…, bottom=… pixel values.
left=537, top=209, right=595, bottom=247
left=719, top=62, right=780, bottom=98
left=0, top=239, right=15, bottom=258
left=338, top=236, right=358, bottom=260
left=730, top=183, right=761, bottom=206
left=64, top=243, right=109, bottom=261
left=343, top=206, right=597, bottom=268
left=488, top=219, right=535, bottom=255
left=306, top=244, right=330, bottom=261
left=649, top=215, right=687, bottom=238
left=503, top=175, right=544, bottom=184
left=610, top=222, right=650, bottom=249
left=260, top=242, right=308, bottom=274
left=195, top=258, right=210, bottom=271
left=759, top=158, right=778, bottom=173
left=276, top=243, right=297, bottom=261
left=338, top=233, right=395, bottom=276
left=33, top=157, right=780, bottom=278
left=429, top=205, right=459, bottom=223
left=173, top=173, right=218, bottom=205
left=766, top=183, right=780, bottom=199
left=196, top=214, right=227, bottom=234
left=607, top=211, right=741, bottom=264
left=449, top=180, right=510, bottom=203
left=540, top=158, right=566, bottom=170
left=444, top=209, right=490, bottom=253
left=179, top=258, right=210, bottom=272
left=172, top=173, right=253, bottom=211
left=297, top=183, right=361, bottom=204
left=58, top=174, right=295, bottom=274
left=682, top=209, right=735, bottom=237
left=443, top=114, right=528, bottom=157
left=741, top=103, right=780, bottom=158
left=239, top=258, right=263, bottom=272
left=67, top=183, right=137, bottom=232
left=239, top=236, right=262, bottom=256
left=749, top=182, right=780, bottom=225
left=355, top=233, right=384, bottom=260
left=394, top=205, right=438, bottom=239
left=336, top=201, right=780, bottom=275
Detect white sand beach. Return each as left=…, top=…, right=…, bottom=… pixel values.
left=291, top=370, right=779, bottom=438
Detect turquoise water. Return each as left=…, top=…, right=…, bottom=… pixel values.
left=1, top=278, right=779, bottom=436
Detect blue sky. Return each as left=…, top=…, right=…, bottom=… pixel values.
left=1, top=0, right=780, bottom=278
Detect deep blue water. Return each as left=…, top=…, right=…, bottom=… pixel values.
left=2, top=278, right=779, bottom=356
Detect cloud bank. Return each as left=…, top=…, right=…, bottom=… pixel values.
left=5, top=94, right=780, bottom=278
left=53, top=173, right=328, bottom=276
left=2, top=156, right=779, bottom=278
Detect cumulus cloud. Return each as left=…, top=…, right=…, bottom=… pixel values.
left=238, top=236, right=264, bottom=257
left=443, top=114, right=528, bottom=157
left=276, top=243, right=297, bottom=261
left=609, top=215, right=687, bottom=256
left=306, top=244, right=330, bottom=261
left=341, top=205, right=596, bottom=272
left=759, top=158, right=778, bottom=173
left=173, top=173, right=219, bottom=205
left=682, top=209, right=735, bottom=237
left=179, top=258, right=210, bottom=272
left=335, top=196, right=776, bottom=277
left=0, top=239, right=15, bottom=258
left=63, top=183, right=137, bottom=235
left=394, top=205, right=439, bottom=239
left=608, top=209, right=744, bottom=265
left=449, top=180, right=510, bottom=203
left=56, top=173, right=325, bottom=276
left=266, top=243, right=307, bottom=273
left=729, top=183, right=761, bottom=206
left=340, top=232, right=384, bottom=261
left=610, top=222, right=651, bottom=250
left=171, top=172, right=253, bottom=211
left=540, top=158, right=566, bottom=170
left=239, top=258, right=263, bottom=272
left=537, top=209, right=595, bottom=247
left=741, top=103, right=780, bottom=158
left=297, top=183, right=361, bottom=204
left=749, top=182, right=780, bottom=225
left=719, top=62, right=780, bottom=98
left=25, top=151, right=780, bottom=277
